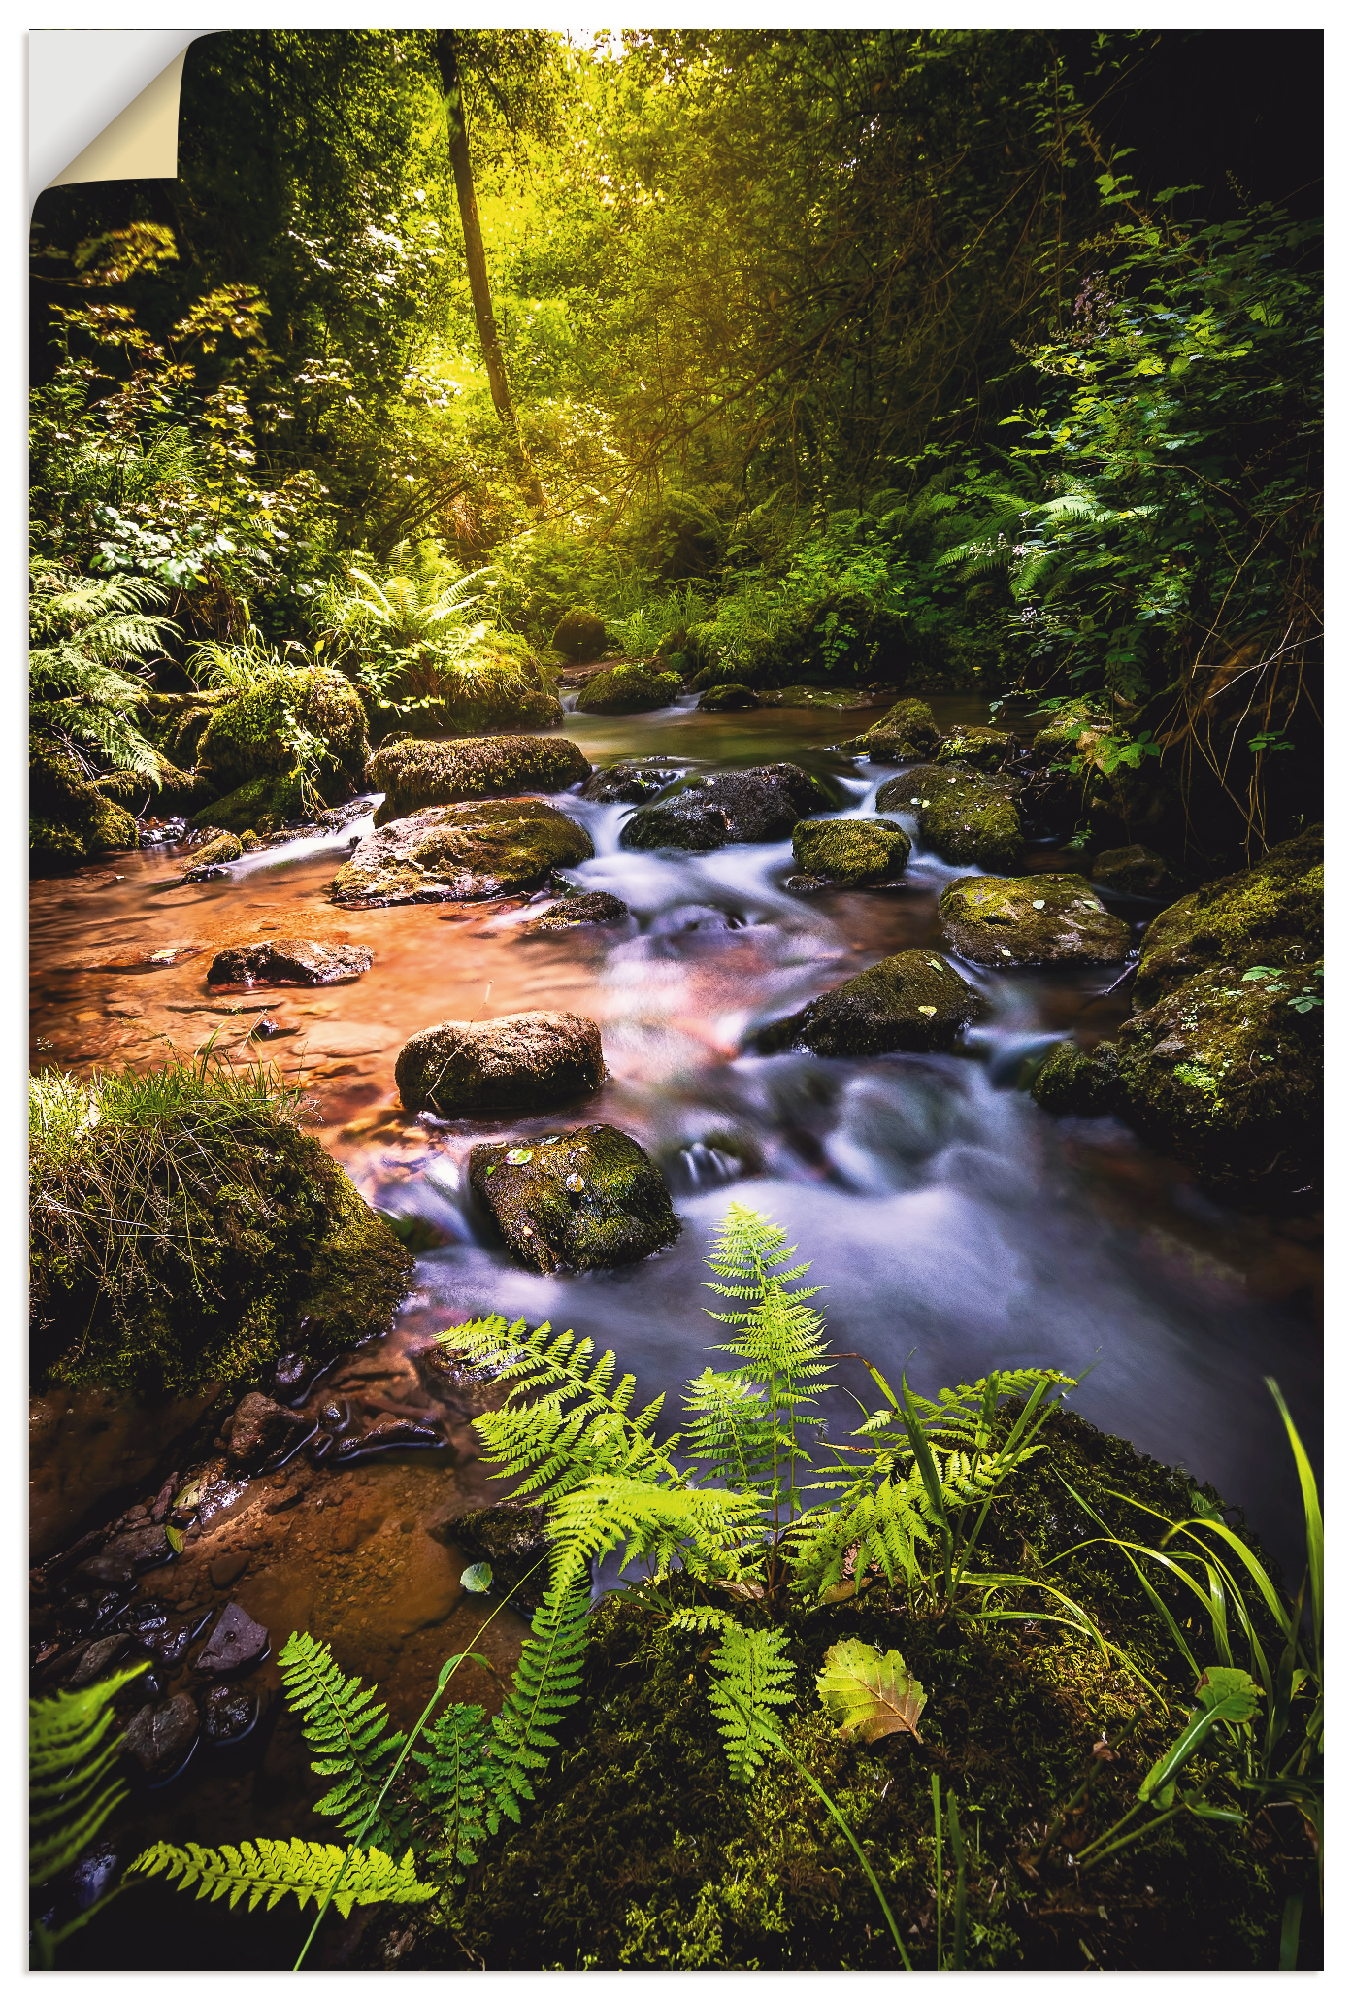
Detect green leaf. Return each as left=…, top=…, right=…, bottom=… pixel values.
left=816, top=1637, right=927, bottom=1744
left=165, top=1523, right=185, bottom=1554
left=460, top=1562, right=493, bottom=1594
left=505, top=1148, right=534, bottom=1165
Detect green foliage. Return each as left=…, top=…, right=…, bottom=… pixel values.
left=29, top=1051, right=412, bottom=1394
left=29, top=1663, right=148, bottom=1966
left=412, top=1704, right=493, bottom=1872
left=29, top=563, right=175, bottom=785
left=278, top=1632, right=412, bottom=1851
left=706, top=1623, right=796, bottom=1784
left=485, top=1578, right=592, bottom=1825
left=128, top=1839, right=434, bottom=1918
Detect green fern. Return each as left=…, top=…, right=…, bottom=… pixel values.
left=30, top=1662, right=147, bottom=1890
left=443, top=1314, right=678, bottom=1501
left=485, top=1577, right=591, bottom=1827
left=128, top=1838, right=434, bottom=1918
left=546, top=1473, right=762, bottom=1590
left=665, top=1605, right=736, bottom=1634
left=278, top=1632, right=410, bottom=1850
left=707, top=1623, right=797, bottom=1783
left=411, top=1703, right=493, bottom=1874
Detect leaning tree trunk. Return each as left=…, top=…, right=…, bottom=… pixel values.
left=436, top=31, right=546, bottom=512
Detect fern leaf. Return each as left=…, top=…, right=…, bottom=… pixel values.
left=128, top=1838, right=434, bottom=1918
left=29, top=1663, right=147, bottom=1886
left=486, top=1577, right=591, bottom=1827
left=664, top=1606, right=735, bottom=1634
left=545, top=1475, right=762, bottom=1590
left=278, top=1633, right=410, bottom=1850
left=707, top=1623, right=797, bottom=1783
left=412, top=1703, right=492, bottom=1874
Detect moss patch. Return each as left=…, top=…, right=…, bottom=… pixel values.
left=197, top=666, right=369, bottom=799
left=190, top=773, right=311, bottom=836
left=29, top=1060, right=412, bottom=1397
left=939, top=874, right=1129, bottom=967
left=790, top=816, right=910, bottom=887
left=468, top=1123, right=680, bottom=1273
left=1133, top=827, right=1322, bottom=1006
left=757, top=948, right=983, bottom=1056
left=846, top=697, right=941, bottom=762
left=575, top=662, right=684, bottom=715
left=876, top=764, right=1023, bottom=871
left=698, top=684, right=759, bottom=712
left=1031, top=1039, right=1123, bottom=1117
left=935, top=723, right=1016, bottom=771
left=29, top=743, right=140, bottom=872
left=368, top=736, right=590, bottom=824
left=332, top=799, right=594, bottom=908
left=552, top=609, right=608, bottom=662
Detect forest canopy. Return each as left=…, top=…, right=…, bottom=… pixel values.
left=29, top=26, right=1321, bottom=860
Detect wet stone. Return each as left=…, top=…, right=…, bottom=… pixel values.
left=621, top=762, right=832, bottom=852
left=73, top=1526, right=173, bottom=1588
left=938, top=874, right=1131, bottom=968
left=756, top=948, right=984, bottom=1058
left=208, top=938, right=375, bottom=987
left=67, top=1632, right=132, bottom=1687
left=470, top=1122, right=681, bottom=1274
left=519, top=891, right=631, bottom=934
left=332, top=1417, right=443, bottom=1461
left=195, top=1602, right=269, bottom=1675
left=581, top=759, right=686, bottom=805
left=202, top=1681, right=259, bottom=1746
left=225, top=1391, right=313, bottom=1470
left=125, top=1692, right=199, bottom=1777
left=209, top=1551, right=250, bottom=1590
left=395, top=1011, right=605, bottom=1117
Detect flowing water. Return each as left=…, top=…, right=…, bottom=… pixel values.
left=30, top=694, right=1321, bottom=1564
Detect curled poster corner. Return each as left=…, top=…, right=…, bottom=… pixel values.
left=29, top=29, right=210, bottom=204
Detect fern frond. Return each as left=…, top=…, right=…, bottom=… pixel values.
left=789, top=1470, right=942, bottom=1597
left=664, top=1606, right=735, bottom=1634
left=545, top=1475, right=763, bottom=1590
left=486, top=1577, right=591, bottom=1827
left=412, top=1702, right=492, bottom=1874
left=128, top=1838, right=434, bottom=1917
left=707, top=1623, right=796, bottom=1783
left=444, top=1315, right=679, bottom=1502
left=278, top=1633, right=410, bottom=1850
left=683, top=1367, right=783, bottom=1497
left=29, top=1663, right=147, bottom=1886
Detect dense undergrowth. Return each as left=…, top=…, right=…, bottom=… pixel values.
left=29, top=1053, right=412, bottom=1395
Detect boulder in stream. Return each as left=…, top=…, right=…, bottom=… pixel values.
left=582, top=759, right=686, bottom=804
left=519, top=891, right=631, bottom=934
left=1031, top=1039, right=1123, bottom=1117
left=469, top=1123, right=680, bottom=1273
left=181, top=830, right=242, bottom=879
left=938, top=874, right=1130, bottom=967
left=1090, top=844, right=1183, bottom=900
left=195, top=1601, right=269, bottom=1675
left=368, top=735, right=590, bottom=824
left=125, top=1693, right=200, bottom=1777
left=396, top=1011, right=605, bottom=1115
left=934, top=723, right=1017, bottom=771
left=756, top=948, right=983, bottom=1056
left=331, top=799, right=593, bottom=908
left=225, top=1392, right=313, bottom=1469
left=698, top=683, right=759, bottom=711
left=575, top=661, right=683, bottom=714
left=621, top=762, right=832, bottom=852
left=551, top=608, right=608, bottom=662
left=876, top=764, right=1023, bottom=871
left=789, top=816, right=910, bottom=888
left=1132, top=826, right=1321, bottom=1006
left=844, top=697, right=941, bottom=762
left=208, top=939, right=374, bottom=986
left=1114, top=961, right=1322, bottom=1200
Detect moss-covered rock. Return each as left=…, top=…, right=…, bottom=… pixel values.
left=622, top=764, right=832, bottom=853
left=397, top=1407, right=1301, bottom=1972
left=551, top=608, right=608, bottom=662
left=757, top=948, right=983, bottom=1056
left=789, top=816, right=910, bottom=887
left=575, top=662, right=683, bottom=715
left=1031, top=699, right=1115, bottom=763
left=468, top=1123, right=680, bottom=1273
left=698, top=683, right=759, bottom=712
left=876, top=764, right=1024, bottom=871
left=759, top=685, right=879, bottom=710
left=845, top=696, right=941, bottom=762
left=1031, top=1038, right=1123, bottom=1116
left=368, top=736, right=590, bottom=824
left=29, top=742, right=140, bottom=871
left=189, top=772, right=312, bottom=835
left=29, top=1062, right=412, bottom=1396
left=332, top=799, right=593, bottom=908
left=1133, top=827, right=1322, bottom=1007
left=520, top=891, right=631, bottom=934
left=197, top=665, right=369, bottom=800
left=935, top=722, right=1016, bottom=771
left=938, top=874, right=1130, bottom=967
left=412, top=674, right=563, bottom=741
left=582, top=759, right=686, bottom=804
left=1115, top=962, right=1322, bottom=1199
left=1091, top=845, right=1182, bottom=900
left=181, top=830, right=244, bottom=879
left=395, top=1012, right=605, bottom=1116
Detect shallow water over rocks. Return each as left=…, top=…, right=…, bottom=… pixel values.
left=30, top=694, right=1320, bottom=1570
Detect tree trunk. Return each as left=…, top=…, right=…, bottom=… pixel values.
left=436, top=32, right=545, bottom=512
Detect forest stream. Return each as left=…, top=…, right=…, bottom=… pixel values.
left=29, top=696, right=1321, bottom=1969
